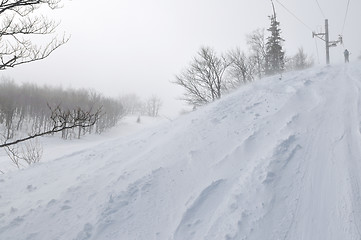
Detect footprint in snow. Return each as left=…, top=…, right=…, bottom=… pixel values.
left=47, top=199, right=57, bottom=207
left=75, top=223, right=93, bottom=240
left=61, top=205, right=72, bottom=211
left=304, top=79, right=313, bottom=86
left=24, top=232, right=39, bottom=240
left=10, top=216, right=24, bottom=226
left=27, top=185, right=37, bottom=192
left=60, top=200, right=72, bottom=210
left=10, top=207, right=18, bottom=213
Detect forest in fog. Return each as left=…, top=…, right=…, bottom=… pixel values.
left=0, top=80, right=124, bottom=141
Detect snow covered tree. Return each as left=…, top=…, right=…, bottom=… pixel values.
left=265, top=7, right=285, bottom=76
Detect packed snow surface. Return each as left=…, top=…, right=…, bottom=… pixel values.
left=2, top=63, right=361, bottom=240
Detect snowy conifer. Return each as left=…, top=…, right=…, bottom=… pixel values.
left=265, top=13, right=285, bottom=75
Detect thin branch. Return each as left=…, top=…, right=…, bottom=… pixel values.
left=0, top=105, right=102, bottom=148
left=0, top=0, right=67, bottom=70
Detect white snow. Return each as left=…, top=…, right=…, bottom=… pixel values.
left=1, top=62, right=361, bottom=239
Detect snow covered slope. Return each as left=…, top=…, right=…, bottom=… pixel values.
left=0, top=116, right=167, bottom=173
left=1, top=63, right=361, bottom=240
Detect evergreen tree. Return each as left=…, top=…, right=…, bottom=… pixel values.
left=265, top=9, right=285, bottom=76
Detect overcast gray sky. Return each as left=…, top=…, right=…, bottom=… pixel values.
left=4, top=0, right=361, bottom=117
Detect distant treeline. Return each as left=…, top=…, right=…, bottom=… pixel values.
left=0, top=79, right=124, bottom=140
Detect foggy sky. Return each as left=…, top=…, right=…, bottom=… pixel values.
left=3, top=0, right=361, bottom=117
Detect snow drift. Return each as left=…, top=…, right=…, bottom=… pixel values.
left=1, top=63, right=361, bottom=240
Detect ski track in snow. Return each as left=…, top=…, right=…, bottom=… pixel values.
left=1, top=63, right=361, bottom=239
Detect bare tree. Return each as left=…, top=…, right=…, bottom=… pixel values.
left=247, top=29, right=267, bottom=79
left=174, top=47, right=231, bottom=107
left=0, top=0, right=68, bottom=70
left=119, top=94, right=143, bottom=115
left=0, top=105, right=102, bottom=148
left=227, top=48, right=254, bottom=87
left=287, top=47, right=314, bottom=71
left=146, top=95, right=162, bottom=117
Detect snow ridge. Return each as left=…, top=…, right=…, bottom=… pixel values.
left=1, top=63, right=361, bottom=239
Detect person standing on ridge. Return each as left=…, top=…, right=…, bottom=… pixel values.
left=344, top=49, right=350, bottom=63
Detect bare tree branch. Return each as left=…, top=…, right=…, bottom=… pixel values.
left=0, top=0, right=62, bottom=15
left=4, top=145, right=24, bottom=168
left=4, top=139, right=43, bottom=167
left=0, top=105, right=102, bottom=148
left=0, top=0, right=68, bottom=70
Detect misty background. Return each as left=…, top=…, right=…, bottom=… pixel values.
left=3, top=0, right=360, bottom=117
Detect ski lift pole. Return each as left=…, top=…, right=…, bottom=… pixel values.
left=312, top=19, right=329, bottom=64
left=313, top=19, right=344, bottom=65
left=325, top=19, right=330, bottom=65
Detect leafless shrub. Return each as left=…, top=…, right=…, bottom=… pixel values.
left=5, top=139, right=43, bottom=168
left=5, top=145, right=23, bottom=169
left=146, top=95, right=162, bottom=117
left=22, top=139, right=43, bottom=166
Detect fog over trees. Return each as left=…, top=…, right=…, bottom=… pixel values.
left=287, top=48, right=314, bottom=71
left=0, top=80, right=124, bottom=144
left=0, top=79, right=165, bottom=170
left=119, top=94, right=163, bottom=118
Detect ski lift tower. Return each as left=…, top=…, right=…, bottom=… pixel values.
left=313, top=19, right=343, bottom=64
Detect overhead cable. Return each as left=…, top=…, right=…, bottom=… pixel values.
left=341, top=0, right=351, bottom=35
left=274, top=0, right=313, bottom=32
left=314, top=38, right=320, bottom=64
left=314, top=0, right=326, bottom=19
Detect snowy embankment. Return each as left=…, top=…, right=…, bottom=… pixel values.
left=1, top=63, right=361, bottom=240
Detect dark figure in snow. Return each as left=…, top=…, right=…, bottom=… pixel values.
left=344, top=49, right=350, bottom=63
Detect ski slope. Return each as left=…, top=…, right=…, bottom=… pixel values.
left=1, top=63, right=361, bottom=240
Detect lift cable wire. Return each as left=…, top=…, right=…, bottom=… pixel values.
left=274, top=0, right=313, bottom=32
left=314, top=38, right=321, bottom=64
left=314, top=0, right=326, bottom=19
left=341, top=0, right=351, bottom=35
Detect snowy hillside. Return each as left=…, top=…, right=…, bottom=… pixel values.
left=1, top=62, right=361, bottom=240
left=0, top=116, right=166, bottom=173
